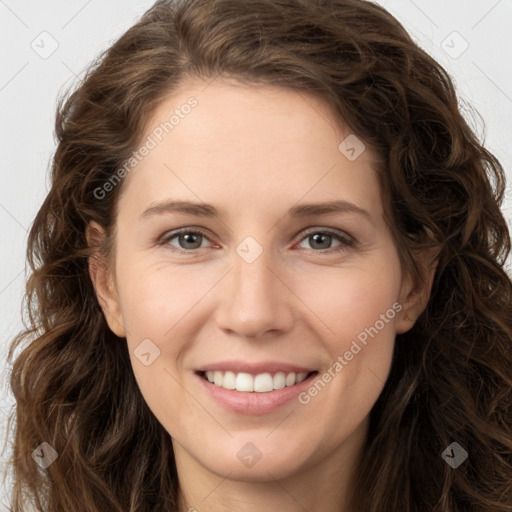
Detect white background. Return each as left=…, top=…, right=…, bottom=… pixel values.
left=1, top=0, right=511, bottom=509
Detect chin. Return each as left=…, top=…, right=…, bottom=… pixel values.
left=188, top=435, right=314, bottom=482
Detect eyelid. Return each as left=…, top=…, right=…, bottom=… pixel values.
left=158, top=227, right=215, bottom=250
left=297, top=226, right=355, bottom=246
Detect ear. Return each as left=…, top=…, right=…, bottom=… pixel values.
left=86, top=222, right=126, bottom=338
left=395, top=246, right=439, bottom=334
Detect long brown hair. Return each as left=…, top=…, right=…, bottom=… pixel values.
left=5, top=0, right=512, bottom=510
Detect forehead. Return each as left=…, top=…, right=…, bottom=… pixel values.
left=118, top=78, right=384, bottom=220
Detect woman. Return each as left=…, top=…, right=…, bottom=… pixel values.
left=6, top=0, right=512, bottom=510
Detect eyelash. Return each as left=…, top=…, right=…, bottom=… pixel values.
left=158, top=227, right=356, bottom=256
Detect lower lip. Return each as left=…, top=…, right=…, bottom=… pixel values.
left=195, top=371, right=318, bottom=415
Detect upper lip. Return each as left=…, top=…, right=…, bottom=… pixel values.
left=196, top=361, right=317, bottom=375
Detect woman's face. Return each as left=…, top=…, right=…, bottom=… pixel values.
left=92, top=78, right=429, bottom=483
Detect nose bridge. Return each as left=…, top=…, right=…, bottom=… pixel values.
left=215, top=236, right=294, bottom=338
left=234, top=245, right=275, bottom=302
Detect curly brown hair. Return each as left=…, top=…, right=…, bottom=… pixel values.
left=5, top=0, right=512, bottom=510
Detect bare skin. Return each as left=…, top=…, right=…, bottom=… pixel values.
left=88, top=77, right=436, bottom=512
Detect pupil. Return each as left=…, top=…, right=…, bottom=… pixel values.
left=181, top=233, right=201, bottom=249
left=311, top=233, right=330, bottom=249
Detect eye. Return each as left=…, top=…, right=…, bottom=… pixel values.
left=159, top=227, right=355, bottom=255
left=296, top=228, right=355, bottom=253
left=159, top=228, right=213, bottom=253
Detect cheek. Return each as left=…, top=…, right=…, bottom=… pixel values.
left=296, top=268, right=399, bottom=443
left=114, top=263, right=198, bottom=434
left=116, top=260, right=207, bottom=341
left=292, top=258, right=402, bottom=344
left=293, top=256, right=401, bottom=401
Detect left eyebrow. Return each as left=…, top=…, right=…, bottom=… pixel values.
left=286, top=200, right=373, bottom=224
left=140, top=199, right=374, bottom=225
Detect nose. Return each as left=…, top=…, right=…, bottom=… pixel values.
left=214, top=246, right=295, bottom=340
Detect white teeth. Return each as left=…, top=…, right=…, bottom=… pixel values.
left=254, top=373, right=273, bottom=392
left=213, top=371, right=223, bottom=386
left=297, top=372, right=308, bottom=383
left=223, top=371, right=236, bottom=390
left=273, top=372, right=286, bottom=390
left=235, top=372, right=253, bottom=392
left=203, top=370, right=311, bottom=392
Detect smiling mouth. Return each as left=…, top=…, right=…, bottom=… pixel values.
left=198, top=370, right=318, bottom=393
